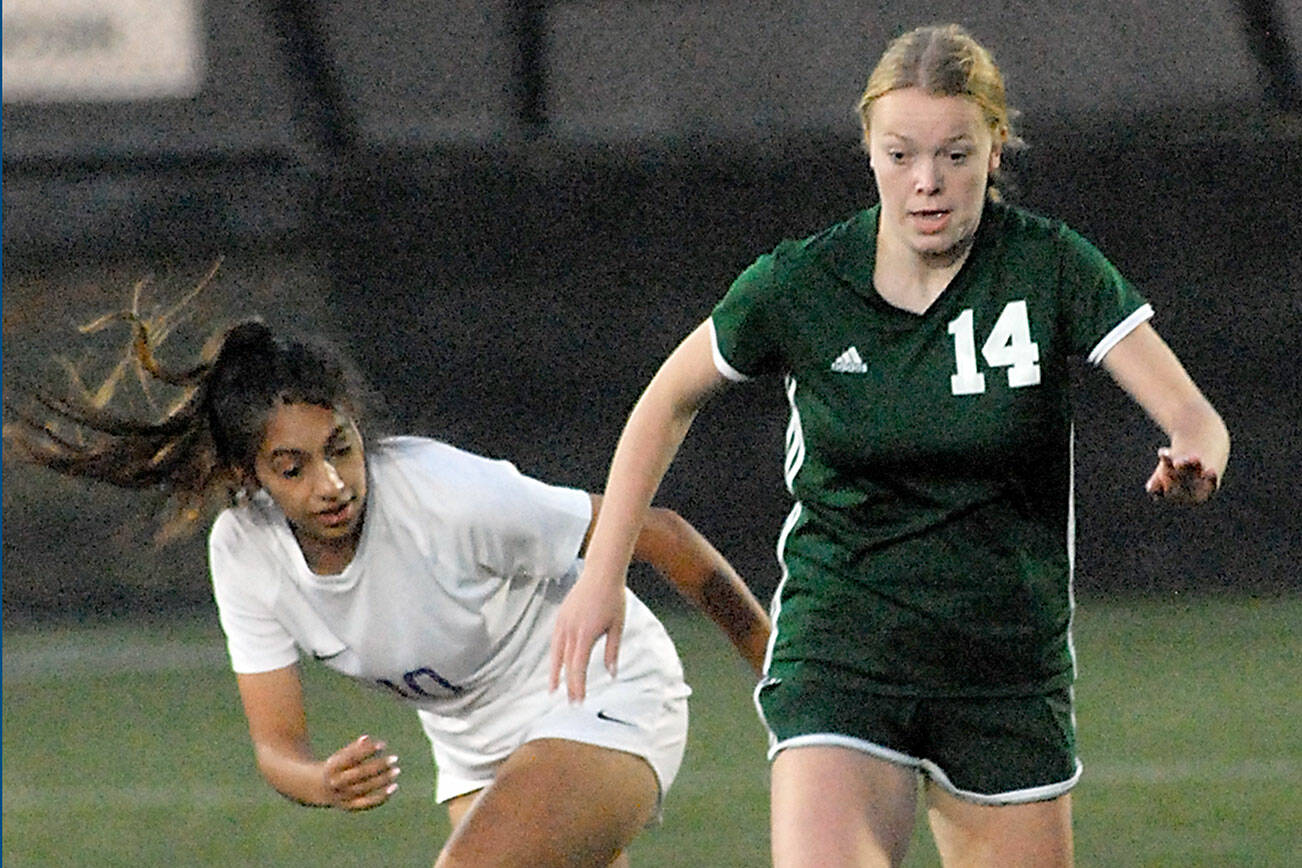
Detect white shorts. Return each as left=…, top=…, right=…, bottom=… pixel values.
left=418, top=594, right=690, bottom=806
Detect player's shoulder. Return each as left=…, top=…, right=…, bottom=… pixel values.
left=736, top=208, right=875, bottom=299
left=369, top=436, right=537, bottom=519
left=993, top=202, right=1121, bottom=281
left=776, top=208, right=875, bottom=271
left=372, top=436, right=521, bottom=486
left=208, top=499, right=287, bottom=600
left=980, top=201, right=1119, bottom=281
left=985, top=200, right=1072, bottom=244
left=209, top=495, right=281, bottom=552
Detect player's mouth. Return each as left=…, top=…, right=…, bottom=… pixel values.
left=315, top=498, right=357, bottom=528
left=908, top=208, right=951, bottom=233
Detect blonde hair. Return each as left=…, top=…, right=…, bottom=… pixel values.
left=856, top=24, right=1022, bottom=197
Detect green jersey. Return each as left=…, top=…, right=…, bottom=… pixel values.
left=711, top=201, right=1150, bottom=696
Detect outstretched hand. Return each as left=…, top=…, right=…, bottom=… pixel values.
left=1145, top=447, right=1219, bottom=505
left=549, top=569, right=627, bottom=703
left=322, top=735, right=400, bottom=811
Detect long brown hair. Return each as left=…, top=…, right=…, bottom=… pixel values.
left=4, top=279, right=374, bottom=540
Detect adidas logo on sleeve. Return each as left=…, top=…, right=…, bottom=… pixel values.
left=830, top=346, right=868, bottom=373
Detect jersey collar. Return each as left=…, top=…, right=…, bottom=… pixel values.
left=828, top=201, right=1006, bottom=312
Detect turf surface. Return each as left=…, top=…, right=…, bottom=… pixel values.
left=3, top=594, right=1297, bottom=866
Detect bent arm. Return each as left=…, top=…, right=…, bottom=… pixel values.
left=237, top=666, right=334, bottom=805
left=236, top=666, right=399, bottom=810
left=551, top=321, right=732, bottom=698
left=583, top=322, right=733, bottom=591
left=1100, top=322, right=1230, bottom=503
left=588, top=494, right=771, bottom=674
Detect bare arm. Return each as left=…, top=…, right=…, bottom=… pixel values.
left=551, top=321, right=731, bottom=700
left=586, top=494, right=771, bottom=674
left=235, top=665, right=400, bottom=810
left=1101, top=322, right=1229, bottom=504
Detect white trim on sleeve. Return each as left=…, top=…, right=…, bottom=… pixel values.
left=1087, top=303, right=1154, bottom=366
left=707, top=317, right=751, bottom=382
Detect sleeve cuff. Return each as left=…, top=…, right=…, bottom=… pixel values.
left=707, top=317, right=751, bottom=382
left=1087, top=303, right=1153, bottom=365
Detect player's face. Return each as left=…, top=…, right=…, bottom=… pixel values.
left=254, top=402, right=367, bottom=570
left=866, top=88, right=1001, bottom=260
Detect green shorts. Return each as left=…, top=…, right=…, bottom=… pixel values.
left=754, top=663, right=1080, bottom=805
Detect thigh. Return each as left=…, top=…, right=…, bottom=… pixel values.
left=771, top=745, right=919, bottom=868
left=435, top=738, right=659, bottom=868
left=926, top=786, right=1073, bottom=868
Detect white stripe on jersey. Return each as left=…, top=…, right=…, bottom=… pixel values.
left=1067, top=422, right=1078, bottom=682
left=760, top=375, right=808, bottom=678
left=707, top=317, right=750, bottom=382
left=783, top=374, right=805, bottom=493
left=1087, top=303, right=1153, bottom=365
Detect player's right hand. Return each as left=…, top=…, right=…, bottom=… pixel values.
left=322, top=734, right=400, bottom=811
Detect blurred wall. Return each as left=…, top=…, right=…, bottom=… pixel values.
left=4, top=0, right=1300, bottom=619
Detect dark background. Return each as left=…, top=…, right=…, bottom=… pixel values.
left=4, top=1, right=1300, bottom=621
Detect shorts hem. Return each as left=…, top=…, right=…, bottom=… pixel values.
left=433, top=687, right=687, bottom=813
left=768, top=732, right=920, bottom=768
left=434, top=777, right=489, bottom=804
left=432, top=730, right=677, bottom=820
left=768, top=733, right=1081, bottom=805
left=924, top=757, right=1082, bottom=805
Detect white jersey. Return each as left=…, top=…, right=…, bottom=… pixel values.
left=208, top=436, right=677, bottom=721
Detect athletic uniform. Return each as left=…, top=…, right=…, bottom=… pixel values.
left=209, top=436, right=690, bottom=804
left=709, top=200, right=1150, bottom=803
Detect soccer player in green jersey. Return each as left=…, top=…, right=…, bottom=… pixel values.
left=552, top=23, right=1229, bottom=867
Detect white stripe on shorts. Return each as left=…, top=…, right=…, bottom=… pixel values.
left=768, top=733, right=1082, bottom=806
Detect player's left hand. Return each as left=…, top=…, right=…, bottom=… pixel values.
left=549, top=566, right=627, bottom=703
left=1145, top=447, right=1219, bottom=505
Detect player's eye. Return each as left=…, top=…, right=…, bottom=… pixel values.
left=949, top=151, right=969, bottom=164
left=276, top=463, right=302, bottom=479
left=888, top=150, right=907, bottom=164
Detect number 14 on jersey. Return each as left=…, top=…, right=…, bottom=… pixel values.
left=947, top=300, right=1041, bottom=395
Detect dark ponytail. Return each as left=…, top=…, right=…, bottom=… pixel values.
left=4, top=303, right=374, bottom=540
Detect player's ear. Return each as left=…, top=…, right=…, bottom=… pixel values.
left=988, top=126, right=1004, bottom=173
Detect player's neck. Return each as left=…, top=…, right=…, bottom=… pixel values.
left=294, top=523, right=363, bottom=575
left=873, top=233, right=970, bottom=314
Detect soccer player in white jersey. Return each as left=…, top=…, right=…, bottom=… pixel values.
left=7, top=312, right=770, bottom=867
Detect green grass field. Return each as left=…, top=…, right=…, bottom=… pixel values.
left=3, top=594, right=1298, bottom=866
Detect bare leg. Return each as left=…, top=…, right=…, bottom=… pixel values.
left=926, top=784, right=1072, bottom=868
left=770, top=745, right=918, bottom=868
left=447, top=793, right=632, bottom=868
left=435, top=738, right=657, bottom=868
